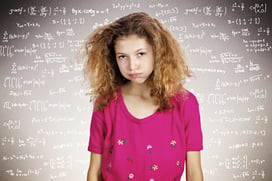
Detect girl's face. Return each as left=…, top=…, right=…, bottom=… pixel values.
left=114, top=35, right=154, bottom=85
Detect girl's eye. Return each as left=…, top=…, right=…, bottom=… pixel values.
left=118, top=55, right=126, bottom=60
left=138, top=52, right=145, bottom=57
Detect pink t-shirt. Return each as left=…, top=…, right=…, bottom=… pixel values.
left=88, top=88, right=203, bottom=180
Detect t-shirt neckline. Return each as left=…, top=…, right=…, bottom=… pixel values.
left=118, top=87, right=159, bottom=123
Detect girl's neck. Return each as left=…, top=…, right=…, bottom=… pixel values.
left=122, top=82, right=151, bottom=98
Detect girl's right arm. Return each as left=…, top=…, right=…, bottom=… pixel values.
left=87, top=153, right=103, bottom=181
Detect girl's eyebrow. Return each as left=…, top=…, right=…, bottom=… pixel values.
left=136, top=48, right=146, bottom=52
left=116, top=48, right=146, bottom=55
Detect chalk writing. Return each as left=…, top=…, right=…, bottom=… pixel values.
left=0, top=1, right=271, bottom=181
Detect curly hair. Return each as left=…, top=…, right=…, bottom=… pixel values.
left=81, top=12, right=192, bottom=111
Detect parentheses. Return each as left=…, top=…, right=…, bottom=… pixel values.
left=236, top=18, right=240, bottom=25
left=29, top=100, right=35, bottom=111
left=201, top=6, right=205, bottom=15
left=48, top=6, right=52, bottom=16
left=44, top=100, right=49, bottom=112
left=3, top=77, right=10, bottom=88
left=11, top=45, right=15, bottom=56
left=18, top=77, right=23, bottom=89
left=28, top=6, right=32, bottom=16
left=256, top=17, right=261, bottom=25
left=260, top=130, right=266, bottom=136
left=175, top=6, right=179, bottom=14
left=224, top=6, right=227, bottom=16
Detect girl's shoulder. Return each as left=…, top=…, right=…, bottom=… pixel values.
left=172, top=89, right=199, bottom=107
left=93, top=88, right=120, bottom=112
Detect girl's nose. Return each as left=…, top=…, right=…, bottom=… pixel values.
left=129, top=57, right=140, bottom=71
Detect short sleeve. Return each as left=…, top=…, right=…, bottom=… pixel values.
left=88, top=109, right=106, bottom=154
left=183, top=92, right=203, bottom=151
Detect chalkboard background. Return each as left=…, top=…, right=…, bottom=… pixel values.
left=0, top=0, right=271, bottom=180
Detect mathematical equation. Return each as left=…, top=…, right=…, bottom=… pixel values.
left=0, top=1, right=271, bottom=181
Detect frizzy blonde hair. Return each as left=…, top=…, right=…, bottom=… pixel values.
left=81, top=12, right=192, bottom=111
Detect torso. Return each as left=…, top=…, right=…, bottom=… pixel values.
left=100, top=88, right=188, bottom=180
left=88, top=87, right=203, bottom=180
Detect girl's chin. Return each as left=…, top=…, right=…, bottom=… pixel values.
left=128, top=79, right=149, bottom=86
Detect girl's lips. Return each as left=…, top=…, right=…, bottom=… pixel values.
left=129, top=73, right=141, bottom=78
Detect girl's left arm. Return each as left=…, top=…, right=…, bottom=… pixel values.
left=186, top=151, right=204, bottom=181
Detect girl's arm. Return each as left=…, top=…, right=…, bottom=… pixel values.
left=186, top=151, right=204, bottom=181
left=87, top=153, right=103, bottom=181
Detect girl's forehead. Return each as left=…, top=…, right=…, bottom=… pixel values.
left=114, top=35, right=151, bottom=50
left=116, top=34, right=145, bottom=41
left=115, top=35, right=150, bottom=46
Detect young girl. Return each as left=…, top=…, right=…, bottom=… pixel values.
left=83, top=12, right=203, bottom=181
